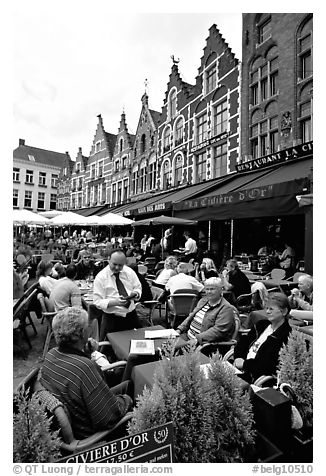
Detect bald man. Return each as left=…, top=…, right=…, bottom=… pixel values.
left=93, top=250, right=142, bottom=340
left=289, top=274, right=313, bottom=311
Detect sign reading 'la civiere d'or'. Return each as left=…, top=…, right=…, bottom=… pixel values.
left=59, top=422, right=174, bottom=464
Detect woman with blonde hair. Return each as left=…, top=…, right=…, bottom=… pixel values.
left=195, top=257, right=218, bottom=282
left=154, top=255, right=178, bottom=286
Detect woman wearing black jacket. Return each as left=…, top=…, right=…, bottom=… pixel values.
left=233, top=292, right=292, bottom=383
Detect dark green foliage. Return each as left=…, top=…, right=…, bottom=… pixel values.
left=13, top=389, right=61, bottom=463
left=129, top=350, right=255, bottom=462
left=277, top=330, right=313, bottom=428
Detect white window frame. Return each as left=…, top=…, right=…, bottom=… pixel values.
left=25, top=169, right=34, bottom=184
left=39, top=171, right=47, bottom=186
left=13, top=189, right=19, bottom=207
left=24, top=190, right=33, bottom=208
left=13, top=168, right=20, bottom=182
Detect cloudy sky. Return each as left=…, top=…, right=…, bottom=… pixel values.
left=13, top=1, right=243, bottom=159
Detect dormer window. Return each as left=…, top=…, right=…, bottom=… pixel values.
left=28, top=154, right=35, bottom=161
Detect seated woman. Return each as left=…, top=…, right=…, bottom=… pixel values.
left=36, top=260, right=57, bottom=296
left=195, top=257, right=218, bottom=283
left=152, top=255, right=178, bottom=301
left=233, top=292, right=292, bottom=383
left=175, top=277, right=235, bottom=349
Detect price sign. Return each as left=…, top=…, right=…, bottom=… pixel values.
left=58, top=422, right=174, bottom=463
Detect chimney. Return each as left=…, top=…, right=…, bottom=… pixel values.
left=19, top=139, right=25, bottom=146
left=78, top=147, right=82, bottom=153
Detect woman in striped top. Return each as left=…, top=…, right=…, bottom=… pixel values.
left=175, top=277, right=235, bottom=348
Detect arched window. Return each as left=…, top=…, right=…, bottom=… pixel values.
left=168, top=88, right=177, bottom=119
left=163, top=127, right=171, bottom=153
left=139, top=159, right=147, bottom=193
left=174, top=154, right=183, bottom=186
left=149, top=155, right=157, bottom=190
left=162, top=160, right=170, bottom=190
left=141, top=134, right=146, bottom=154
left=174, top=117, right=184, bottom=147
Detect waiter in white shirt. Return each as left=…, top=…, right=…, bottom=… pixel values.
left=93, top=250, right=142, bottom=340
left=182, top=231, right=198, bottom=262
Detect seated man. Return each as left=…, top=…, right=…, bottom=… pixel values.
left=50, top=264, right=82, bottom=311
left=175, top=277, right=235, bottom=348
left=221, top=259, right=251, bottom=302
left=165, top=262, right=204, bottom=295
left=40, top=307, right=133, bottom=439
left=75, top=253, right=95, bottom=280
left=288, top=274, right=313, bottom=311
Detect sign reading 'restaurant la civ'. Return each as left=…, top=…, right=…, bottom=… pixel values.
left=58, top=422, right=174, bottom=464
left=236, top=141, right=313, bottom=173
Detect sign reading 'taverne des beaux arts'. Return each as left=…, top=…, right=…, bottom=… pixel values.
left=58, top=422, right=174, bottom=464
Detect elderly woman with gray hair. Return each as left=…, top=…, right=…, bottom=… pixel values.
left=40, top=307, right=133, bottom=439
left=175, top=277, right=236, bottom=348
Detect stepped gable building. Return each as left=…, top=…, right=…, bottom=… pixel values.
left=157, top=61, right=194, bottom=190
left=110, top=111, right=135, bottom=207
left=13, top=138, right=68, bottom=212
left=189, top=24, right=240, bottom=182
left=57, top=151, right=74, bottom=211
left=85, top=114, right=117, bottom=213
left=69, top=147, right=88, bottom=210
left=129, top=93, right=161, bottom=201
left=157, top=24, right=240, bottom=193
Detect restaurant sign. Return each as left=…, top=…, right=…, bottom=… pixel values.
left=124, top=201, right=172, bottom=216
left=178, top=183, right=275, bottom=211
left=191, top=131, right=229, bottom=153
left=58, top=422, right=174, bottom=463
left=236, top=141, right=313, bottom=173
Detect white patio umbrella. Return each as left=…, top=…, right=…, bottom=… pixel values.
left=13, top=209, right=50, bottom=226
left=48, top=211, right=90, bottom=226
left=92, top=212, right=133, bottom=226
left=38, top=210, right=64, bottom=219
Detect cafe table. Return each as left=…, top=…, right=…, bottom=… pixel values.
left=131, top=352, right=211, bottom=400
left=106, top=325, right=166, bottom=361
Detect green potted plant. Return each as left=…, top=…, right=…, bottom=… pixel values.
left=128, top=343, right=256, bottom=463
left=277, top=329, right=313, bottom=461
left=13, top=389, right=62, bottom=463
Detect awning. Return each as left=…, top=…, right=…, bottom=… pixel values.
left=123, top=190, right=174, bottom=217
left=174, top=157, right=312, bottom=221
left=75, top=205, right=107, bottom=217
left=125, top=175, right=234, bottom=217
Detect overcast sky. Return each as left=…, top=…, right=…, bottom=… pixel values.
left=13, top=2, right=243, bottom=159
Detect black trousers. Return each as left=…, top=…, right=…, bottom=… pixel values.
left=99, top=309, right=140, bottom=342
